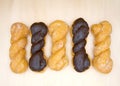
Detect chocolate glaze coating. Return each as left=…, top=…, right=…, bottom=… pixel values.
left=29, top=22, right=48, bottom=71
left=72, top=18, right=90, bottom=72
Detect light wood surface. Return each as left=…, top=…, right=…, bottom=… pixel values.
left=0, top=0, right=120, bottom=86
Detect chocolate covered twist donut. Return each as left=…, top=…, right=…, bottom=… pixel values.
left=72, top=18, right=90, bottom=72
left=29, top=22, right=48, bottom=72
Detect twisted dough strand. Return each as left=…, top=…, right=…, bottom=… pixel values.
left=29, top=22, right=48, bottom=72
left=9, top=22, right=29, bottom=73
left=72, top=18, right=90, bottom=72
left=48, top=20, right=69, bottom=70
left=91, top=21, right=113, bottom=73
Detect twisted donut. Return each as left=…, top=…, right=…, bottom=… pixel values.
left=91, top=21, right=113, bottom=73
left=48, top=20, right=69, bottom=71
left=9, top=22, right=29, bottom=73
left=72, top=18, right=90, bottom=72
left=29, top=22, right=48, bottom=72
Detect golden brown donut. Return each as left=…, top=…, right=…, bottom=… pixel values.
left=9, top=22, right=29, bottom=73
left=91, top=21, right=113, bottom=73
left=48, top=20, right=69, bottom=71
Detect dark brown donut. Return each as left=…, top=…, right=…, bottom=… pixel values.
left=29, top=22, right=48, bottom=71
left=72, top=18, right=90, bottom=72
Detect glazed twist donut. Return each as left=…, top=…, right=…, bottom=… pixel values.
left=29, top=22, right=48, bottom=72
left=91, top=21, right=113, bottom=73
left=9, top=22, right=29, bottom=73
left=48, top=20, right=69, bottom=71
left=72, top=18, right=90, bottom=72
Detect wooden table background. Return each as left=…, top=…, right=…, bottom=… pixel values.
left=0, top=0, right=120, bottom=86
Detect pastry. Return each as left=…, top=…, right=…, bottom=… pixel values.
left=91, top=21, right=113, bottom=73
left=29, top=22, right=48, bottom=72
left=48, top=20, right=69, bottom=71
left=9, top=22, right=29, bottom=73
left=72, top=18, right=90, bottom=72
